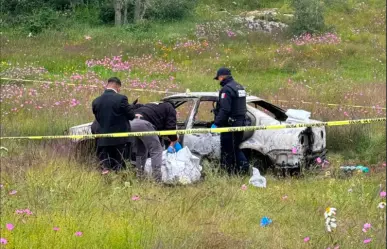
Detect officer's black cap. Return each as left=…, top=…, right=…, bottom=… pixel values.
left=214, top=67, right=231, bottom=80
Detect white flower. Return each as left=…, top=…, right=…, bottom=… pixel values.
left=324, top=207, right=337, bottom=232
left=324, top=207, right=336, bottom=219
left=378, top=202, right=386, bottom=209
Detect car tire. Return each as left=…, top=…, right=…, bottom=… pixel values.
left=243, top=150, right=273, bottom=176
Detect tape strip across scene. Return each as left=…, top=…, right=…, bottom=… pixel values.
left=1, top=118, right=385, bottom=140
left=0, top=77, right=181, bottom=94
left=1, top=78, right=385, bottom=110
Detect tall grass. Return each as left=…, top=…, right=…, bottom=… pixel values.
left=0, top=152, right=386, bottom=248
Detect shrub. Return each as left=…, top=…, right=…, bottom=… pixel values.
left=147, top=0, right=198, bottom=20
left=99, top=2, right=115, bottom=25
left=27, top=8, right=61, bottom=34
left=290, top=0, right=325, bottom=35
left=73, top=6, right=102, bottom=26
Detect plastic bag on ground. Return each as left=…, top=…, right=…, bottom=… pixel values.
left=249, top=167, right=267, bottom=188
left=144, top=146, right=202, bottom=185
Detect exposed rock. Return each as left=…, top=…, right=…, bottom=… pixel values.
left=235, top=8, right=293, bottom=33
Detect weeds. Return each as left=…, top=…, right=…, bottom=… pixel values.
left=0, top=1, right=386, bottom=248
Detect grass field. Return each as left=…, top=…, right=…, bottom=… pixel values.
left=0, top=0, right=386, bottom=248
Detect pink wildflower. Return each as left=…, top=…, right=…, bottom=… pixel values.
left=24, top=209, right=33, bottom=215
left=6, top=223, right=14, bottom=231
left=9, top=190, right=17, bottom=195
left=304, top=237, right=310, bottom=242
left=131, top=195, right=140, bottom=201
left=316, top=157, right=322, bottom=164
left=75, top=231, right=83, bottom=237
left=292, top=147, right=297, bottom=154
left=380, top=191, right=386, bottom=197
left=363, top=238, right=371, bottom=244
left=0, top=238, right=7, bottom=244
left=241, top=184, right=247, bottom=191
left=53, top=227, right=60, bottom=231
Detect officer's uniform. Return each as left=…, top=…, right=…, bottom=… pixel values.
left=213, top=70, right=249, bottom=174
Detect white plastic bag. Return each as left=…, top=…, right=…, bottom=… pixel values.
left=144, top=147, right=202, bottom=185
left=285, top=109, right=311, bottom=123
left=249, top=167, right=267, bottom=188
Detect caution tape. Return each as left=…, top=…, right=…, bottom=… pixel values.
left=0, top=118, right=385, bottom=140
left=0, top=77, right=181, bottom=95
left=273, top=99, right=386, bottom=110
left=2, top=78, right=384, bottom=110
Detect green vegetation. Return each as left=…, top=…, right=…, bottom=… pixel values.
left=0, top=153, right=386, bottom=248
left=0, top=0, right=386, bottom=248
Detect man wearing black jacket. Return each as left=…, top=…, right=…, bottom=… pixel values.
left=91, top=77, right=136, bottom=171
left=130, top=101, right=178, bottom=182
left=212, top=67, right=249, bottom=175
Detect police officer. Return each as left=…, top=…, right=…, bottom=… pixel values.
left=212, top=67, right=249, bottom=174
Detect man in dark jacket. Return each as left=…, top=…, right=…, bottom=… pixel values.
left=91, top=77, right=136, bottom=171
left=212, top=67, right=249, bottom=174
left=130, top=101, right=178, bottom=182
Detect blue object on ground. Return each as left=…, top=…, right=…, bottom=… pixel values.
left=260, top=216, right=272, bottom=227
left=340, top=165, right=369, bottom=173
left=211, top=124, right=217, bottom=129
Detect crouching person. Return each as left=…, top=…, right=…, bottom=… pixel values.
left=131, top=101, right=179, bottom=182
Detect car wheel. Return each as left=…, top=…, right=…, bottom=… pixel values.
left=243, top=150, right=273, bottom=176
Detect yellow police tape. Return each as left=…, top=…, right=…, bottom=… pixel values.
left=2, top=77, right=385, bottom=110
left=274, top=99, right=386, bottom=110
left=0, top=77, right=181, bottom=94
left=0, top=118, right=385, bottom=140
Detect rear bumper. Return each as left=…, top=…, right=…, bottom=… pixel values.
left=271, top=148, right=327, bottom=169
left=306, top=149, right=327, bottom=164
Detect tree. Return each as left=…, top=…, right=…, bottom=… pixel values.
left=113, top=0, right=123, bottom=26
left=134, top=0, right=151, bottom=23
left=123, top=0, right=129, bottom=24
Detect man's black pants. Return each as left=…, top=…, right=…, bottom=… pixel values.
left=220, top=120, right=249, bottom=174
left=97, top=144, right=127, bottom=171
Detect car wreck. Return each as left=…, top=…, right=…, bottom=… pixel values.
left=69, top=92, right=327, bottom=175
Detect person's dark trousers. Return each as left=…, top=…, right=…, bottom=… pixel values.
left=220, top=132, right=236, bottom=174
left=97, top=144, right=127, bottom=171
left=220, top=120, right=249, bottom=175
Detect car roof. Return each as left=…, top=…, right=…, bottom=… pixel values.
left=162, top=92, right=264, bottom=102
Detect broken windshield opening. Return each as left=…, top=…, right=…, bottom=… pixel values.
left=249, top=100, right=288, bottom=121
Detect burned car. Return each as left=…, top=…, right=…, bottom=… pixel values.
left=69, top=92, right=327, bottom=175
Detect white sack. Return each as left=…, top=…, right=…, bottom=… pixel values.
left=144, top=146, right=202, bottom=185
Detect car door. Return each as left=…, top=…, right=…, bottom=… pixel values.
left=182, top=98, right=221, bottom=159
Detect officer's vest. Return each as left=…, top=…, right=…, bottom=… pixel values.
left=223, top=81, right=247, bottom=119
